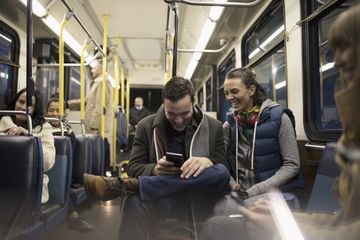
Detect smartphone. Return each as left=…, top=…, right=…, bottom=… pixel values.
left=230, top=191, right=245, bottom=206
left=165, top=152, right=184, bottom=167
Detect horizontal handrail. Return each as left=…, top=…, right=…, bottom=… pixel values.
left=305, top=142, right=326, bottom=151
left=0, top=110, right=33, bottom=135
left=45, top=117, right=64, bottom=136
left=68, top=120, right=86, bottom=136
left=164, top=0, right=264, bottom=7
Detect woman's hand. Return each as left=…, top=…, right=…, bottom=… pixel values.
left=230, top=182, right=241, bottom=191
left=238, top=200, right=279, bottom=239
left=7, top=126, right=29, bottom=136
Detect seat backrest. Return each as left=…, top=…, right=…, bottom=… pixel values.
left=86, top=134, right=105, bottom=176
left=47, top=136, right=73, bottom=205
left=72, top=135, right=92, bottom=184
left=307, top=143, right=341, bottom=213
left=0, top=136, right=43, bottom=238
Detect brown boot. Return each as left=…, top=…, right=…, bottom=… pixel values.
left=83, top=174, right=139, bottom=201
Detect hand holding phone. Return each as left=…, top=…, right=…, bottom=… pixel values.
left=230, top=191, right=245, bottom=206
left=165, top=152, right=184, bottom=167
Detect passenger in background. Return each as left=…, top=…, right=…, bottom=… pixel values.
left=200, top=4, right=360, bottom=240
left=46, top=98, right=94, bottom=232
left=0, top=88, right=55, bottom=204
left=127, top=96, right=150, bottom=150
left=84, top=76, right=230, bottom=240
left=67, top=59, right=114, bottom=169
left=216, top=67, right=302, bottom=214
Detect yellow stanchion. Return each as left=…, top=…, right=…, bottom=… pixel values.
left=113, top=36, right=120, bottom=171
left=101, top=15, right=109, bottom=139
left=126, top=77, right=130, bottom=138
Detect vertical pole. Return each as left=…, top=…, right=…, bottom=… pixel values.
left=113, top=36, right=120, bottom=170
left=172, top=4, right=178, bottom=77
left=101, top=15, right=109, bottom=139
left=26, top=0, right=34, bottom=115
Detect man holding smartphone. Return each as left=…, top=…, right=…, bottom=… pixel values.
left=121, top=76, right=230, bottom=239
left=84, top=76, right=229, bottom=239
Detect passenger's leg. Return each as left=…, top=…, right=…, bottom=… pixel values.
left=138, top=164, right=230, bottom=202
left=117, top=194, right=174, bottom=240
left=199, top=215, right=249, bottom=240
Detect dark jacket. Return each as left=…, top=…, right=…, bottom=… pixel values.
left=130, top=107, right=151, bottom=127
left=127, top=105, right=227, bottom=177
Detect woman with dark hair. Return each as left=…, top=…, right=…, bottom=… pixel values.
left=46, top=98, right=94, bottom=232
left=0, top=88, right=55, bottom=204
left=222, top=67, right=302, bottom=200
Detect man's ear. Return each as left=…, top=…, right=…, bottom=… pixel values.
left=249, top=85, right=256, bottom=97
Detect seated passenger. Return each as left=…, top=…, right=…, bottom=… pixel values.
left=200, top=5, right=360, bottom=240
left=216, top=67, right=302, bottom=214
left=0, top=88, right=55, bottom=204
left=46, top=98, right=94, bottom=232
left=84, top=76, right=230, bottom=240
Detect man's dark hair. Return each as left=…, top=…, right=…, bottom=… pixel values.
left=162, top=76, right=195, bottom=103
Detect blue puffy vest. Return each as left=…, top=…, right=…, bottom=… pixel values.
left=227, top=105, right=303, bottom=191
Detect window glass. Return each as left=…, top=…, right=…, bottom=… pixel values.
left=36, top=67, right=59, bottom=108
left=0, top=20, right=19, bottom=109
left=218, top=51, right=235, bottom=122
left=244, top=1, right=284, bottom=65
left=0, top=32, right=12, bottom=60
left=252, top=46, right=287, bottom=108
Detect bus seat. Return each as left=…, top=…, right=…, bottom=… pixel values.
left=0, top=136, right=44, bottom=240
left=86, top=134, right=105, bottom=176
left=40, top=136, right=73, bottom=230
left=70, top=135, right=92, bottom=205
left=307, top=143, right=341, bottom=213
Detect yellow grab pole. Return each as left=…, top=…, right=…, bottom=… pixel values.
left=113, top=36, right=120, bottom=170
left=126, top=77, right=130, bottom=138
left=120, top=68, right=125, bottom=109
left=80, top=38, right=90, bottom=122
left=59, top=17, right=69, bottom=117
left=101, top=15, right=109, bottom=139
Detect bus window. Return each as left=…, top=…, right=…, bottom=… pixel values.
left=302, top=0, right=356, bottom=141
left=197, top=87, right=204, bottom=109
left=205, top=77, right=212, bottom=111
left=0, top=20, right=19, bottom=109
left=242, top=0, right=287, bottom=108
left=218, top=50, right=235, bottom=122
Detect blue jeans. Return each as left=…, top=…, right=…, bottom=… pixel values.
left=118, top=164, right=230, bottom=240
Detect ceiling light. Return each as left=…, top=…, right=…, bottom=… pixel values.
left=249, top=25, right=285, bottom=60
left=19, top=0, right=47, bottom=17
left=275, top=81, right=286, bottom=90
left=320, top=62, right=335, bottom=72
left=209, top=0, right=227, bottom=21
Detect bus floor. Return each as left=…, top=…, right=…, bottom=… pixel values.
left=44, top=198, right=123, bottom=240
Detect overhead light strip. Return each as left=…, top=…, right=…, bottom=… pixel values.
left=185, top=0, right=227, bottom=79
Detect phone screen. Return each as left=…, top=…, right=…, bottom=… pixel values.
left=165, top=152, right=184, bottom=167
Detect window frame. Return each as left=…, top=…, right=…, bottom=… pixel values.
left=0, top=19, right=20, bottom=106
left=302, top=0, right=349, bottom=142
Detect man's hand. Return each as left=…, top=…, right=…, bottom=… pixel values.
left=180, top=157, right=213, bottom=179
left=7, top=127, right=29, bottom=136
left=230, top=182, right=241, bottom=192
left=151, top=157, right=181, bottom=176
